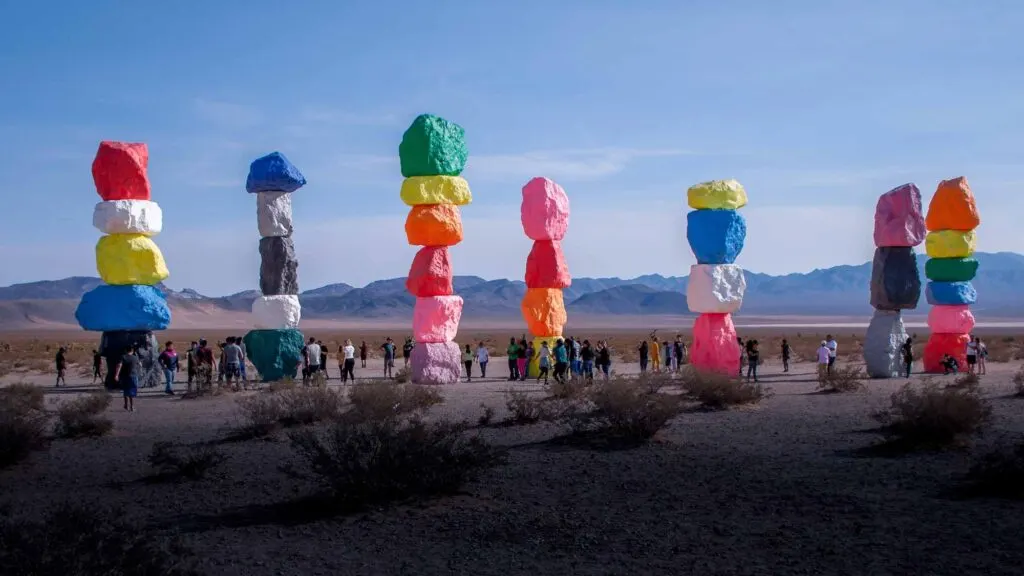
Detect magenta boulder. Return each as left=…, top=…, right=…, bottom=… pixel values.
left=874, top=183, right=926, bottom=247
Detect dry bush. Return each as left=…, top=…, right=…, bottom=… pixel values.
left=1013, top=367, right=1024, bottom=397
left=984, top=338, right=1019, bottom=363
left=547, top=376, right=588, bottom=399
left=235, top=394, right=284, bottom=437
left=637, top=372, right=677, bottom=394
left=948, top=372, right=981, bottom=389
left=54, top=392, right=112, bottom=439
left=148, top=441, right=226, bottom=481
left=503, top=389, right=553, bottom=424
left=681, top=369, right=769, bottom=409
left=477, top=403, right=495, bottom=426
left=393, top=367, right=411, bottom=383
left=818, top=364, right=866, bottom=393
left=0, top=382, right=45, bottom=413
left=954, top=442, right=1024, bottom=500
left=347, top=382, right=442, bottom=422
left=278, top=387, right=347, bottom=426
left=569, top=377, right=686, bottom=440
left=0, top=385, right=49, bottom=469
left=873, top=380, right=991, bottom=448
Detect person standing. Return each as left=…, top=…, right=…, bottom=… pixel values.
left=580, top=339, right=595, bottom=382
left=673, top=337, right=684, bottom=372
left=566, top=337, right=577, bottom=379
left=966, top=336, right=979, bottom=375
left=816, top=340, right=831, bottom=383
left=649, top=337, right=661, bottom=373
left=825, top=334, right=838, bottom=375
left=381, top=338, right=396, bottom=379
left=114, top=346, right=139, bottom=412
left=222, top=337, right=244, bottom=390
left=476, top=342, right=489, bottom=378
left=158, top=342, right=178, bottom=395
left=537, top=341, right=551, bottom=384
left=54, top=347, right=67, bottom=387
left=746, top=340, right=760, bottom=383
left=303, top=337, right=321, bottom=385
left=553, top=339, right=569, bottom=384
left=900, top=337, right=914, bottom=378
left=186, top=342, right=198, bottom=391
left=664, top=340, right=674, bottom=374
left=403, top=338, right=415, bottom=369
left=462, top=344, right=474, bottom=382
left=597, top=341, right=612, bottom=380
left=359, top=340, right=368, bottom=368
left=92, top=349, right=103, bottom=384
left=572, top=338, right=582, bottom=376
left=506, top=338, right=520, bottom=381
left=340, top=340, right=357, bottom=383
left=517, top=338, right=528, bottom=381
left=523, top=341, right=535, bottom=381
left=196, top=339, right=215, bottom=391
left=317, top=340, right=328, bottom=379
left=978, top=338, right=988, bottom=375
left=781, top=339, right=792, bottom=373
left=638, top=340, right=649, bottom=374
left=738, top=337, right=746, bottom=377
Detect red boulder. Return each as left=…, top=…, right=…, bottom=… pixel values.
left=92, top=141, right=151, bottom=201
left=525, top=240, right=571, bottom=289
left=922, top=333, right=969, bottom=373
left=406, top=246, right=454, bottom=297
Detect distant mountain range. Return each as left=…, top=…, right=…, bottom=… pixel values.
left=1, top=252, right=1022, bottom=329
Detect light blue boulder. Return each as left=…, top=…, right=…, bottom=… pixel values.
left=686, top=209, right=746, bottom=264
left=925, top=281, right=977, bottom=306
left=243, top=329, right=304, bottom=382
left=246, top=151, right=306, bottom=194
left=76, top=285, right=170, bottom=331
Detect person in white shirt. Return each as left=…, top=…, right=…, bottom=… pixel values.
left=340, top=339, right=357, bottom=383
left=825, top=335, right=838, bottom=375
left=816, top=340, right=831, bottom=382
left=977, top=338, right=988, bottom=375
left=303, top=337, right=321, bottom=386
left=476, top=343, right=490, bottom=379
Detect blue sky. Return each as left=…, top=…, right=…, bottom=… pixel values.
left=1, top=1, right=1022, bottom=295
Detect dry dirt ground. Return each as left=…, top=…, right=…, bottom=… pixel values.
left=3, top=355, right=1024, bottom=575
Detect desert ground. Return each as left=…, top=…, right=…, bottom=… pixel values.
left=2, top=328, right=1024, bottom=575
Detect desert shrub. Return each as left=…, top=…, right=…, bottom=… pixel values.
left=478, top=403, right=495, bottom=426
left=637, top=372, right=677, bottom=394
left=547, top=376, right=588, bottom=399
left=0, top=502, right=199, bottom=575
left=393, top=367, right=410, bottom=383
left=503, top=389, right=552, bottom=424
left=818, top=364, right=866, bottom=393
left=947, top=372, right=981, bottom=389
left=278, top=386, right=347, bottom=426
left=1013, top=367, right=1024, bottom=397
left=569, top=377, right=686, bottom=440
left=954, top=442, right=1024, bottom=500
left=148, top=441, right=226, bottom=481
left=235, top=394, right=285, bottom=437
left=54, top=392, right=112, bottom=439
left=873, top=380, right=991, bottom=448
left=0, top=403, right=49, bottom=470
left=0, top=382, right=45, bottom=413
left=681, top=369, right=768, bottom=409
left=347, top=382, right=442, bottom=422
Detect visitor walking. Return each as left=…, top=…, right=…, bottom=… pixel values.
left=517, top=338, right=528, bottom=381
left=381, top=337, right=396, bottom=379
left=186, top=342, right=198, bottom=391
left=341, top=339, right=356, bottom=383
left=746, top=340, right=760, bottom=383
left=638, top=340, right=649, bottom=374
left=664, top=340, right=674, bottom=374
left=673, top=337, right=684, bottom=372
left=476, top=342, right=489, bottom=378
left=566, top=337, right=577, bottom=378
left=816, top=340, right=831, bottom=383
left=523, top=341, right=535, bottom=381
left=781, top=339, right=792, bottom=373
left=572, top=338, right=582, bottom=376
left=92, top=349, right=102, bottom=384
left=506, top=338, right=520, bottom=381
left=403, top=338, right=415, bottom=369
left=115, top=346, right=139, bottom=412
left=223, top=337, right=244, bottom=390
left=966, top=336, right=979, bottom=375
left=359, top=341, right=368, bottom=368
left=54, top=347, right=67, bottom=387
left=537, top=341, right=551, bottom=384
left=825, top=334, right=838, bottom=375
left=463, top=344, right=474, bottom=382
left=580, top=339, right=595, bottom=382
left=303, top=337, right=321, bottom=386
left=553, top=339, right=569, bottom=384
left=597, top=341, right=612, bottom=380
left=649, top=337, right=661, bottom=373
left=317, top=340, right=328, bottom=378
left=158, top=342, right=178, bottom=395
left=901, top=337, right=914, bottom=378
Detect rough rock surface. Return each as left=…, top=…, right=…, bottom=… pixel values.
left=869, top=247, right=921, bottom=310
left=687, top=180, right=748, bottom=211
left=923, top=333, right=970, bottom=373
left=926, top=176, right=980, bottom=232
left=399, top=114, right=468, bottom=178
left=525, top=240, right=571, bottom=289
left=400, top=176, right=473, bottom=206
left=259, top=237, right=299, bottom=295
left=92, top=200, right=163, bottom=236
left=251, top=295, right=301, bottom=329
left=686, top=264, right=746, bottom=314
left=243, top=329, right=304, bottom=381
left=927, top=304, right=976, bottom=334
left=410, top=341, right=462, bottom=385
left=92, top=141, right=151, bottom=201
left=528, top=336, right=562, bottom=375
left=520, top=177, right=570, bottom=241
left=406, top=246, right=454, bottom=297
left=412, top=295, right=463, bottom=343
left=76, top=285, right=170, bottom=332
left=873, top=183, right=926, bottom=247
left=98, top=330, right=160, bottom=390
left=925, top=257, right=979, bottom=282
left=246, top=151, right=306, bottom=194
left=521, top=288, right=567, bottom=337
left=686, top=209, right=746, bottom=264
left=689, top=313, right=740, bottom=375
left=95, top=234, right=169, bottom=285
left=405, top=204, right=463, bottom=246
left=256, top=191, right=293, bottom=237
left=925, top=230, right=976, bottom=259
left=926, top=281, right=977, bottom=306
left=864, top=310, right=907, bottom=378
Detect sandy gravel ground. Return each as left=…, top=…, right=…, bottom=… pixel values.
left=3, top=357, right=1024, bottom=576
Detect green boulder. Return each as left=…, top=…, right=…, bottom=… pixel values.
left=925, top=257, right=978, bottom=282
left=243, top=328, right=304, bottom=382
left=399, top=114, right=468, bottom=177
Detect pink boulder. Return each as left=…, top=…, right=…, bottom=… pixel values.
left=874, top=183, right=926, bottom=247
left=92, top=141, right=151, bottom=201
left=410, top=342, right=462, bottom=385
left=689, top=313, right=741, bottom=375
left=525, top=240, right=571, bottom=289
left=927, top=304, right=976, bottom=334
left=521, top=177, right=570, bottom=241
left=412, top=295, right=463, bottom=343
left=406, top=247, right=454, bottom=297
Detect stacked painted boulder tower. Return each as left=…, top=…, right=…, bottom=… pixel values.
left=242, top=152, right=306, bottom=381
left=76, top=141, right=170, bottom=389
left=923, top=177, right=980, bottom=373
left=520, top=177, right=570, bottom=374
left=865, top=184, right=925, bottom=377
left=685, top=181, right=747, bottom=374
left=400, top=114, right=471, bottom=385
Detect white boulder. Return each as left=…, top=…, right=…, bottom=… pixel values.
left=686, top=264, right=746, bottom=314
left=252, top=295, right=301, bottom=329
left=256, top=191, right=293, bottom=237
left=92, top=200, right=163, bottom=236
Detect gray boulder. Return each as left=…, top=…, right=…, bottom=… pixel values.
left=259, top=236, right=299, bottom=295
left=870, top=247, right=921, bottom=310
left=864, top=310, right=907, bottom=378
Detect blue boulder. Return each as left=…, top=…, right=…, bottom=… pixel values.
left=246, top=151, right=306, bottom=194
left=243, top=329, right=304, bottom=382
left=76, top=285, right=170, bottom=332
left=925, top=281, right=977, bottom=306
left=686, top=209, right=746, bottom=264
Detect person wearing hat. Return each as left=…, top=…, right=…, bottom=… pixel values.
left=816, top=340, right=831, bottom=383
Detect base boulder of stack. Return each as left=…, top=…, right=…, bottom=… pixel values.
left=689, top=313, right=740, bottom=375
left=243, top=329, right=304, bottom=382
left=923, top=333, right=970, bottom=374
left=410, top=342, right=462, bottom=385
left=99, top=330, right=159, bottom=390
left=864, top=310, right=907, bottom=378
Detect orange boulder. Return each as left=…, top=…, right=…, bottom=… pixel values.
left=925, top=177, right=980, bottom=232
left=405, top=204, right=463, bottom=246
left=520, top=288, right=567, bottom=337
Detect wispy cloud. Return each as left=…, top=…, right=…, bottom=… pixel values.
left=192, top=98, right=264, bottom=129
left=464, top=147, right=696, bottom=182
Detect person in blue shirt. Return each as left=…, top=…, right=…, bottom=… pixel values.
left=553, top=338, right=569, bottom=384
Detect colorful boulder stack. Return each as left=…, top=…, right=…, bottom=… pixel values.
left=520, top=177, right=570, bottom=374
left=923, top=177, right=980, bottom=373
left=685, top=180, right=747, bottom=375
left=242, top=152, right=306, bottom=381
left=400, top=114, right=470, bottom=385
left=76, top=141, right=170, bottom=389
left=865, top=184, right=926, bottom=377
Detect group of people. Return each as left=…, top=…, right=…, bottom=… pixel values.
left=458, top=337, right=613, bottom=384
left=637, top=336, right=689, bottom=374
left=929, top=335, right=989, bottom=376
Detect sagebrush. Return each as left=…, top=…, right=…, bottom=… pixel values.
left=681, top=369, right=768, bottom=408
left=873, top=380, right=991, bottom=448
left=54, top=392, right=112, bottom=438
left=0, top=384, right=49, bottom=469
left=818, top=364, right=865, bottom=393
left=568, top=377, right=686, bottom=440
left=347, top=382, right=443, bottom=422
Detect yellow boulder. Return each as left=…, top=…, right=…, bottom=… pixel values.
left=925, top=230, right=976, bottom=259
left=400, top=176, right=472, bottom=206
left=96, top=234, right=169, bottom=285
left=687, top=179, right=748, bottom=210
left=528, top=336, right=563, bottom=377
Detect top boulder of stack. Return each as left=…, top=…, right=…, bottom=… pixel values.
left=925, top=177, right=979, bottom=232
left=246, top=152, right=307, bottom=194
left=687, top=180, right=747, bottom=210
left=92, top=141, right=151, bottom=201
left=874, top=183, right=926, bottom=247
left=399, top=114, right=468, bottom=178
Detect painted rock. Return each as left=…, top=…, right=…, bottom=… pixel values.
left=686, top=209, right=746, bottom=264
left=925, top=230, right=976, bottom=259
left=528, top=335, right=563, bottom=376
left=925, top=177, right=980, bottom=232
left=400, top=176, right=473, bottom=206
left=256, top=191, right=293, bottom=237
left=243, top=329, right=305, bottom=381
left=245, top=151, right=306, bottom=194
left=873, top=183, right=926, bottom=247
left=96, top=234, right=169, bottom=285
left=521, top=287, right=567, bottom=337
left=927, top=304, right=976, bottom=334
left=98, top=330, right=160, bottom=390
left=252, top=295, right=302, bottom=329
left=399, top=114, right=468, bottom=178
left=923, top=333, right=970, bottom=374
left=405, top=204, right=463, bottom=246
left=869, top=247, right=921, bottom=311
left=689, top=312, right=741, bottom=375
left=864, top=310, right=908, bottom=378
left=410, top=341, right=462, bottom=385
left=686, top=264, right=746, bottom=314
left=92, top=200, right=163, bottom=236
left=520, top=177, right=570, bottom=241
left=92, top=141, right=151, bottom=201
left=76, top=285, right=170, bottom=332
left=412, top=295, right=463, bottom=343
left=926, top=281, right=977, bottom=306
left=406, top=246, right=454, bottom=297
left=525, top=240, right=571, bottom=289
left=925, top=257, right=978, bottom=282
left=259, top=236, right=299, bottom=295
left=687, top=180, right=748, bottom=211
